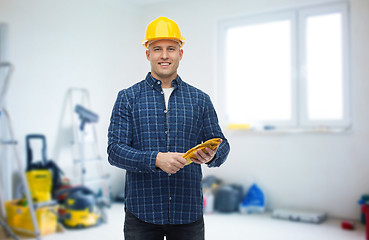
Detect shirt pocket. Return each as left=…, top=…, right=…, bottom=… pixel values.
left=169, top=103, right=202, bottom=138
left=132, top=101, right=165, bottom=147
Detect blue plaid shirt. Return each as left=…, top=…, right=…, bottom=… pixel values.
left=107, top=73, right=230, bottom=225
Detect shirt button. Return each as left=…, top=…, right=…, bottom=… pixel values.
left=161, top=91, right=164, bottom=94
left=157, top=81, right=161, bottom=85
left=164, top=110, right=167, bottom=113
left=165, top=131, right=168, bottom=134
left=168, top=173, right=171, bottom=176
left=169, top=197, right=172, bottom=201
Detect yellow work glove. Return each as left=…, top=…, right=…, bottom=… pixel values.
left=182, top=138, right=222, bottom=165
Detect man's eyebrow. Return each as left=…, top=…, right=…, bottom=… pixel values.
left=151, top=45, right=178, bottom=49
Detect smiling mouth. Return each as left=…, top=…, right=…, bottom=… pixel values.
left=159, top=63, right=170, bottom=66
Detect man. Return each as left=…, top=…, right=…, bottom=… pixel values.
left=107, top=16, right=230, bottom=240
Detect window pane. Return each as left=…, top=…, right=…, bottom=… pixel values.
left=225, top=20, right=292, bottom=123
left=306, top=13, right=343, bottom=120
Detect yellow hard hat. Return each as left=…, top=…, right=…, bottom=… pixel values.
left=142, top=16, right=185, bottom=49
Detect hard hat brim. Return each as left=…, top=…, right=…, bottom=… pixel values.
left=142, top=38, right=185, bottom=49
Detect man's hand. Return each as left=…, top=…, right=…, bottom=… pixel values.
left=191, top=139, right=222, bottom=164
left=155, top=152, right=187, bottom=174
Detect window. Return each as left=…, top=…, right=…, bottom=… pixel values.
left=218, top=3, right=350, bottom=130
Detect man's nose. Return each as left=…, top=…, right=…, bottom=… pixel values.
left=161, top=49, right=168, bottom=59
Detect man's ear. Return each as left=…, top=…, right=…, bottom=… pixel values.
left=146, top=50, right=150, bottom=60
left=179, top=49, right=183, bottom=60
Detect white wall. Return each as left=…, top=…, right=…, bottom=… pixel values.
left=140, top=0, right=369, bottom=220
left=1, top=0, right=368, bottom=220
left=0, top=0, right=146, bottom=197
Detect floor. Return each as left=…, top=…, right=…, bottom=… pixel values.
left=2, top=203, right=366, bottom=240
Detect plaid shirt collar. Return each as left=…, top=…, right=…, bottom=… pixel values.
left=145, top=72, right=182, bottom=91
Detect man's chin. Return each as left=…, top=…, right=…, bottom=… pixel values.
left=155, top=72, right=177, bottom=81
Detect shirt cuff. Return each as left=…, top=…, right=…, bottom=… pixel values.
left=146, top=151, right=160, bottom=172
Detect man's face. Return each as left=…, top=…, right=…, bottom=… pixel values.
left=146, top=39, right=183, bottom=83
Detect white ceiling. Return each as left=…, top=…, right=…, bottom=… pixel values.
left=125, top=0, right=184, bottom=7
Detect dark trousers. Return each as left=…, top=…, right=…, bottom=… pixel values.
left=124, top=209, right=204, bottom=240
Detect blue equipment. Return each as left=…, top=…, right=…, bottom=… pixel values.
left=74, top=104, right=99, bottom=131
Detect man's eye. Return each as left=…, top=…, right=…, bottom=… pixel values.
left=169, top=48, right=176, bottom=51
left=153, top=48, right=161, bottom=51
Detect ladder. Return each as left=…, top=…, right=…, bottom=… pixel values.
left=0, top=62, right=41, bottom=239
left=66, top=88, right=110, bottom=204
left=0, top=172, right=18, bottom=240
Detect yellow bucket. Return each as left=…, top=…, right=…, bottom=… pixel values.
left=5, top=199, right=58, bottom=236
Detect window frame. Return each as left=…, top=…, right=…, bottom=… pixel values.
left=298, top=3, right=351, bottom=128
left=216, top=2, right=351, bottom=131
